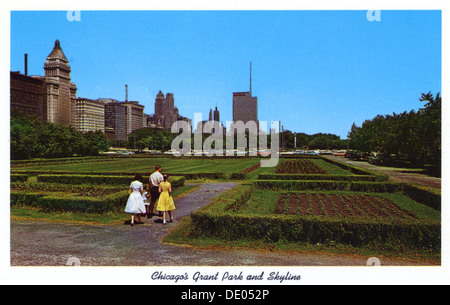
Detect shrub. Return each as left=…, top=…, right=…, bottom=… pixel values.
left=189, top=187, right=441, bottom=251
left=10, top=190, right=129, bottom=213
left=35, top=174, right=185, bottom=188
left=229, top=172, right=247, bottom=180
left=10, top=175, right=185, bottom=214
left=258, top=173, right=382, bottom=182
left=10, top=173, right=29, bottom=183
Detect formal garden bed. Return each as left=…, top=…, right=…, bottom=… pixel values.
left=184, top=184, right=440, bottom=252
left=10, top=155, right=442, bottom=257
left=10, top=175, right=185, bottom=214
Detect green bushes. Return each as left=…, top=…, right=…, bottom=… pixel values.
left=321, top=156, right=389, bottom=179
left=253, top=180, right=440, bottom=211
left=258, top=173, right=384, bottom=182
left=10, top=175, right=186, bottom=213
left=190, top=185, right=440, bottom=251
left=10, top=173, right=29, bottom=183
left=10, top=190, right=128, bottom=213
left=166, top=172, right=226, bottom=180
left=34, top=174, right=186, bottom=188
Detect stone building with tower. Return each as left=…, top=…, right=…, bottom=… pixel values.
left=10, top=40, right=77, bottom=126
left=148, top=90, right=191, bottom=130
left=44, top=40, right=77, bottom=127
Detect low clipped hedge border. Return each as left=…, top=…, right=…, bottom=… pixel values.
left=254, top=180, right=402, bottom=192
left=253, top=180, right=441, bottom=211
left=35, top=174, right=186, bottom=188
left=190, top=185, right=440, bottom=251
left=11, top=170, right=230, bottom=180
left=10, top=175, right=186, bottom=213
left=257, top=173, right=385, bottom=182
left=11, top=190, right=129, bottom=213
left=10, top=173, right=29, bottom=183
left=321, top=156, right=388, bottom=177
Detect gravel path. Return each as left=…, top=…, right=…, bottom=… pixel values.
left=10, top=182, right=438, bottom=267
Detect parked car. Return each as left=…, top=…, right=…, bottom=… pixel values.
left=117, top=150, right=134, bottom=155
left=346, top=150, right=370, bottom=161
left=368, top=152, right=388, bottom=165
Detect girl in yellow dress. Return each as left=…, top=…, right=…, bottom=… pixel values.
left=156, top=175, right=176, bottom=225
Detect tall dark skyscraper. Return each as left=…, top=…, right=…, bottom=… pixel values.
left=232, top=62, right=258, bottom=127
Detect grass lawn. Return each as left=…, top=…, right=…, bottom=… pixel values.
left=12, top=156, right=263, bottom=175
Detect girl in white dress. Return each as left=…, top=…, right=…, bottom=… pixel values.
left=142, top=185, right=150, bottom=215
left=125, top=174, right=146, bottom=226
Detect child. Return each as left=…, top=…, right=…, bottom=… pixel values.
left=142, top=185, right=151, bottom=217
left=124, top=174, right=146, bottom=226
left=156, top=174, right=176, bottom=225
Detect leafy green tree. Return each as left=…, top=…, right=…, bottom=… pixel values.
left=10, top=114, right=110, bottom=159
left=348, top=92, right=441, bottom=168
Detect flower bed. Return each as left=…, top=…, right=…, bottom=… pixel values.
left=274, top=192, right=416, bottom=222
left=275, top=159, right=327, bottom=174
left=190, top=185, right=441, bottom=251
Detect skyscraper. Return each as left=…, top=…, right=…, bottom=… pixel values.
left=232, top=62, right=258, bottom=128
left=232, top=92, right=257, bottom=125
left=102, top=99, right=127, bottom=142
left=75, top=98, right=105, bottom=133
left=121, top=101, right=145, bottom=135
left=150, top=90, right=191, bottom=130
left=44, top=40, right=77, bottom=126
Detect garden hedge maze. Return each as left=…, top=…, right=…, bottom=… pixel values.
left=190, top=156, right=441, bottom=252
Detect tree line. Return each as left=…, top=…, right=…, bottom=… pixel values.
left=125, top=126, right=348, bottom=152
left=347, top=92, right=441, bottom=167
left=11, top=113, right=109, bottom=160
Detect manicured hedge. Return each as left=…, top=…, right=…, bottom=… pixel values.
left=13, top=170, right=226, bottom=181
left=10, top=173, right=29, bottom=183
left=35, top=174, right=186, bottom=188
left=190, top=185, right=440, bottom=251
left=10, top=175, right=185, bottom=214
left=253, top=180, right=440, bottom=211
left=10, top=190, right=129, bottom=213
left=258, top=173, right=384, bottom=182
left=403, top=184, right=441, bottom=212
left=321, top=156, right=389, bottom=179
left=166, top=172, right=226, bottom=180
left=230, top=172, right=247, bottom=180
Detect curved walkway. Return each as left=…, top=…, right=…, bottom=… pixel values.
left=10, top=182, right=437, bottom=267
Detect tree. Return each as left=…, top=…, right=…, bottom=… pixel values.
left=10, top=115, right=110, bottom=159
left=347, top=92, right=441, bottom=168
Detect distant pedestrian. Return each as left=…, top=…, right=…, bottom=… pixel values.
left=148, top=165, right=164, bottom=218
left=156, top=174, right=176, bottom=225
left=124, top=174, right=146, bottom=226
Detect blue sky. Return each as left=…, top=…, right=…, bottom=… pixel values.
left=10, top=10, right=441, bottom=139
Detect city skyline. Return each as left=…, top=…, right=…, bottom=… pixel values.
left=10, top=10, right=441, bottom=138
